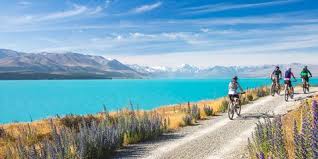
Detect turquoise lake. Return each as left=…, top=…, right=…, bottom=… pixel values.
left=1, top=78, right=317, bottom=124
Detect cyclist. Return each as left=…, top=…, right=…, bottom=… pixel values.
left=284, top=68, right=296, bottom=93
left=300, top=66, right=312, bottom=87
left=228, top=76, right=244, bottom=105
left=270, top=66, right=282, bottom=88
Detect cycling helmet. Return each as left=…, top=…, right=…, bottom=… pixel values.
left=288, top=68, right=292, bottom=71
left=275, top=65, right=279, bottom=69
left=233, top=76, right=238, bottom=80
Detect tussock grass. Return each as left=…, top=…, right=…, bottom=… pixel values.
left=0, top=86, right=270, bottom=158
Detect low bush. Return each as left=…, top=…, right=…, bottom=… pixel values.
left=220, top=98, right=229, bottom=113
left=191, top=104, right=200, bottom=122
left=182, top=114, right=193, bottom=126
left=0, top=127, right=5, bottom=138
left=247, top=93, right=254, bottom=101
left=59, top=114, right=98, bottom=131
left=203, top=105, right=213, bottom=116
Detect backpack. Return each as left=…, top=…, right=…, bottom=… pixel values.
left=285, top=71, right=292, bottom=78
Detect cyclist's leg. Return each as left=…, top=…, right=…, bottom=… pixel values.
left=235, top=94, right=240, bottom=106
left=275, top=77, right=280, bottom=88
left=228, top=94, right=234, bottom=105
left=305, top=77, right=309, bottom=87
left=271, top=78, right=275, bottom=87
left=289, top=81, right=294, bottom=93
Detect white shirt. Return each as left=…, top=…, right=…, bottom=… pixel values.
left=228, top=81, right=240, bottom=95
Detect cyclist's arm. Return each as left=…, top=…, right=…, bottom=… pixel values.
left=309, top=70, right=313, bottom=77
left=291, top=72, right=296, bottom=80
left=279, top=71, right=282, bottom=79
left=238, top=83, right=244, bottom=92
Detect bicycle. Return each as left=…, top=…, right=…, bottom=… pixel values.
left=302, top=77, right=311, bottom=94
left=284, top=80, right=296, bottom=102
left=228, top=92, right=245, bottom=120
left=270, top=78, right=281, bottom=96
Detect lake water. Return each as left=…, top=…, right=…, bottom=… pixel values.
left=1, top=78, right=317, bottom=124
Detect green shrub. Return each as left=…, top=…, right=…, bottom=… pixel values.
left=182, top=114, right=192, bottom=126
left=203, top=105, right=213, bottom=116
left=220, top=98, right=229, bottom=113
left=0, top=126, right=5, bottom=138
left=191, top=104, right=201, bottom=122
left=59, top=114, right=98, bottom=131
left=247, top=93, right=254, bottom=101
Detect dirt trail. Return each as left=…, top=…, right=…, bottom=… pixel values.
left=115, top=87, right=318, bottom=159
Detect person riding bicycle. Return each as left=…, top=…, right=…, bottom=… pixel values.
left=228, top=76, right=244, bottom=104
left=300, top=66, right=312, bottom=86
left=270, top=66, right=282, bottom=88
left=284, top=68, right=296, bottom=92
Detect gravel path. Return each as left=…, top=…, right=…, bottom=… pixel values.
left=114, top=87, right=318, bottom=159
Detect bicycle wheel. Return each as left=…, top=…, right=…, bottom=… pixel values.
left=285, top=89, right=289, bottom=101
left=307, top=84, right=310, bottom=92
left=235, top=103, right=241, bottom=116
left=228, top=103, right=234, bottom=120
left=277, top=85, right=281, bottom=95
left=270, top=84, right=275, bottom=96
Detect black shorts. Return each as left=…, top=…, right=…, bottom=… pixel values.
left=228, top=94, right=239, bottom=101
left=302, top=76, right=309, bottom=83
left=284, top=80, right=292, bottom=87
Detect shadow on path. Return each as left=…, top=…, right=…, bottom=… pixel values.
left=236, top=113, right=276, bottom=120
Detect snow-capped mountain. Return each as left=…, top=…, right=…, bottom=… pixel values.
left=129, top=63, right=318, bottom=78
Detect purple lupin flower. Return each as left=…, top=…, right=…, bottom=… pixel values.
left=273, top=116, right=287, bottom=158
left=301, top=116, right=310, bottom=158
left=259, top=151, right=265, bottom=159
left=312, top=100, right=318, bottom=158
left=301, top=104, right=313, bottom=158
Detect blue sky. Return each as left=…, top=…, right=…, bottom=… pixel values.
left=0, top=0, right=318, bottom=67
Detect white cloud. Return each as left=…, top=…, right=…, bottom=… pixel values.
left=89, top=6, right=103, bottom=15
left=0, top=4, right=103, bottom=25
left=183, top=0, right=300, bottom=14
left=132, top=2, right=162, bottom=14
left=18, top=1, right=31, bottom=6
left=39, top=4, right=88, bottom=21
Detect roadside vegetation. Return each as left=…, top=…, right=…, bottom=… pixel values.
left=248, top=96, right=318, bottom=159
left=0, top=86, right=269, bottom=158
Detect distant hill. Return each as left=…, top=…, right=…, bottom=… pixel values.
left=0, top=49, right=141, bottom=79
left=129, top=63, right=318, bottom=79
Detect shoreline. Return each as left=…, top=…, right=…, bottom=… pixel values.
left=0, top=84, right=269, bottom=125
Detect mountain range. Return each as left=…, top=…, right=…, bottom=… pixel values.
left=130, top=63, right=318, bottom=78
left=0, top=49, right=316, bottom=79
left=0, top=49, right=141, bottom=79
